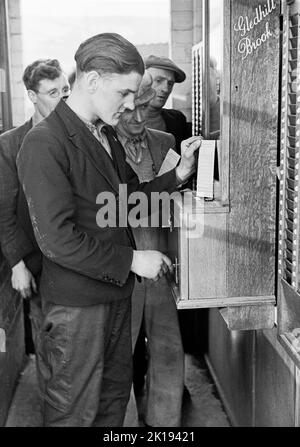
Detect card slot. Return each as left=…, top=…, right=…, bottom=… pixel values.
left=286, top=198, right=296, bottom=210
left=287, top=167, right=296, bottom=180
left=287, top=157, right=297, bottom=169
left=286, top=228, right=295, bottom=242
left=288, top=93, right=297, bottom=106
left=287, top=152, right=296, bottom=163
left=287, top=136, right=296, bottom=148
left=287, top=178, right=296, bottom=190
left=285, top=239, right=293, bottom=253
left=287, top=146, right=296, bottom=158
left=286, top=208, right=295, bottom=221
left=285, top=248, right=293, bottom=263
left=289, top=104, right=296, bottom=116
left=289, top=36, right=298, bottom=49
left=289, top=14, right=298, bottom=25
left=287, top=186, right=296, bottom=197
left=289, top=23, right=299, bottom=36
left=285, top=258, right=294, bottom=273
left=289, top=49, right=298, bottom=61
left=288, top=115, right=297, bottom=126
left=283, top=270, right=292, bottom=284
left=286, top=217, right=294, bottom=231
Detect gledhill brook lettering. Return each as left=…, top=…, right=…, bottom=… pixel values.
left=234, top=0, right=277, bottom=60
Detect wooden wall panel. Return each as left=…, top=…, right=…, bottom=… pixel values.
left=207, top=308, right=255, bottom=426
left=227, top=0, right=279, bottom=297
left=255, top=330, right=295, bottom=426
left=278, top=280, right=300, bottom=333
left=188, top=213, right=227, bottom=299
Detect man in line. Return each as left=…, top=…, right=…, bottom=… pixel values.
left=17, top=33, right=201, bottom=427
left=0, top=59, right=70, bottom=354
left=116, top=72, right=184, bottom=427
left=133, top=55, right=192, bottom=397
left=145, top=55, right=191, bottom=153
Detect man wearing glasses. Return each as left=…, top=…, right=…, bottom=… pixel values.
left=0, top=59, right=69, bottom=355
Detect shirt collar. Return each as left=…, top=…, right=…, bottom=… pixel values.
left=75, top=113, right=106, bottom=134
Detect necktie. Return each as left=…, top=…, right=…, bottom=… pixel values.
left=94, top=123, right=112, bottom=157
left=124, top=134, right=147, bottom=164
left=102, top=125, right=123, bottom=180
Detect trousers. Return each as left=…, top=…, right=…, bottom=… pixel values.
left=31, top=296, right=132, bottom=427
left=124, top=227, right=184, bottom=427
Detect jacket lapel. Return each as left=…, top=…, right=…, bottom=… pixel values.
left=55, top=100, right=120, bottom=193
left=54, top=101, right=137, bottom=250
left=106, top=128, right=138, bottom=249
left=104, top=126, right=128, bottom=184
left=71, top=132, right=121, bottom=193
left=146, top=129, right=165, bottom=174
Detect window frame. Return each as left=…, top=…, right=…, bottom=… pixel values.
left=0, top=0, right=13, bottom=133
left=192, top=0, right=230, bottom=206
left=277, top=0, right=300, bottom=366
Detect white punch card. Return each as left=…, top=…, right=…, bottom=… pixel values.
left=196, top=140, right=215, bottom=199
left=158, top=148, right=181, bottom=176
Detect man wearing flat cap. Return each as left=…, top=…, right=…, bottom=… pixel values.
left=116, top=72, right=184, bottom=427
left=133, top=54, right=192, bottom=411
left=145, top=55, right=192, bottom=154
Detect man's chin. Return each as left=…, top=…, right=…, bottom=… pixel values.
left=111, top=113, right=123, bottom=125
left=129, top=123, right=144, bottom=134
left=152, top=99, right=167, bottom=109
left=108, top=116, right=120, bottom=126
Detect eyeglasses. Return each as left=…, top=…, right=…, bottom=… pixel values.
left=37, top=87, right=71, bottom=99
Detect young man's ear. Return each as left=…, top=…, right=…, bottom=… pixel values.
left=85, top=71, right=100, bottom=94
left=27, top=89, right=37, bottom=104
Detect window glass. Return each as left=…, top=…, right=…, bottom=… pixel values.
left=209, top=0, right=222, bottom=139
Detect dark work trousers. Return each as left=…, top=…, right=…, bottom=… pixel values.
left=124, top=227, right=184, bottom=427
left=23, top=299, right=35, bottom=354
left=29, top=295, right=45, bottom=395
left=24, top=274, right=42, bottom=354
left=32, top=296, right=132, bottom=427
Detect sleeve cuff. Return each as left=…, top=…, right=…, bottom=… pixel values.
left=175, top=169, right=189, bottom=188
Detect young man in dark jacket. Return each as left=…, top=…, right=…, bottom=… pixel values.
left=17, top=33, right=201, bottom=427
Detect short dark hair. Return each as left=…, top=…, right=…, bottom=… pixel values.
left=22, top=59, right=63, bottom=91
left=68, top=68, right=76, bottom=89
left=75, top=33, right=144, bottom=77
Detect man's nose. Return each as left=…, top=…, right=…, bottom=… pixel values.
left=160, top=80, right=169, bottom=93
left=134, top=107, right=143, bottom=122
left=60, top=90, right=70, bottom=100
left=124, top=94, right=135, bottom=111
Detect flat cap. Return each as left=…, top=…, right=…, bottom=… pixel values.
left=144, top=55, right=186, bottom=83
left=135, top=71, right=156, bottom=106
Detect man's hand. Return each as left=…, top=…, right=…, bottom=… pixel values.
left=131, top=250, right=173, bottom=281
left=11, top=260, right=37, bottom=299
left=176, top=136, right=202, bottom=184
